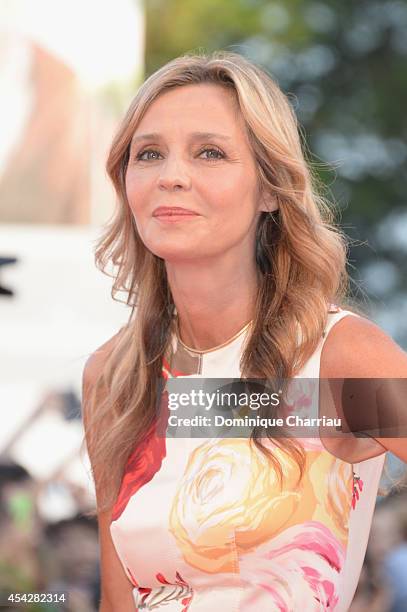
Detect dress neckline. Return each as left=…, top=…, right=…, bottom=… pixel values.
left=174, top=317, right=253, bottom=355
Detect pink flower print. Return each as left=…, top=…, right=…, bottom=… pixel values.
left=351, top=471, right=364, bottom=510
left=239, top=521, right=345, bottom=611
left=283, top=380, right=315, bottom=418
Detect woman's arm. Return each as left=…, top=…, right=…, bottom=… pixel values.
left=320, top=314, right=407, bottom=463
left=96, top=507, right=136, bottom=612
left=82, top=336, right=136, bottom=612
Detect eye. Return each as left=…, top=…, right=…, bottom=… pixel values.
left=134, top=146, right=225, bottom=162
left=135, top=149, right=161, bottom=161
left=199, top=147, right=225, bottom=161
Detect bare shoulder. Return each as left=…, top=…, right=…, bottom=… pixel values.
left=82, top=327, right=126, bottom=433
left=320, top=313, right=407, bottom=378
left=320, top=313, right=407, bottom=462
left=83, top=327, right=125, bottom=388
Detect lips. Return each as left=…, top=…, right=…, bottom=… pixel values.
left=153, top=206, right=199, bottom=217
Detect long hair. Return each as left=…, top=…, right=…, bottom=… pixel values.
left=85, top=50, right=353, bottom=512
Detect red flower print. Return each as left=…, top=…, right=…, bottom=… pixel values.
left=351, top=470, right=364, bottom=510
left=111, top=386, right=169, bottom=522
left=163, top=356, right=187, bottom=379
left=130, top=571, right=193, bottom=611
left=111, top=354, right=189, bottom=522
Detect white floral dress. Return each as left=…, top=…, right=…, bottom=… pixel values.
left=110, top=308, right=386, bottom=611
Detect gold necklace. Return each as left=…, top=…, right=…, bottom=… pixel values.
left=175, top=317, right=253, bottom=354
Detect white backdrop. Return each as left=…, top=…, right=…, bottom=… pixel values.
left=0, top=224, right=129, bottom=514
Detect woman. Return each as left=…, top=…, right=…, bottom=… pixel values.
left=82, top=51, right=407, bottom=611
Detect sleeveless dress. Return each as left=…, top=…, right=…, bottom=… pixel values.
left=110, top=307, right=386, bottom=611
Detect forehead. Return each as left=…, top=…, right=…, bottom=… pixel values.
left=135, top=83, right=245, bottom=136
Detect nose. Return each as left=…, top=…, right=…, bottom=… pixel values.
left=157, top=154, right=191, bottom=191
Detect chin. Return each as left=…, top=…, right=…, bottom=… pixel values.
left=146, top=243, right=195, bottom=262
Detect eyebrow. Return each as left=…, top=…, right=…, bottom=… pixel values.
left=131, top=131, right=232, bottom=144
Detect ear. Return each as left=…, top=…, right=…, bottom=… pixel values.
left=258, top=190, right=279, bottom=213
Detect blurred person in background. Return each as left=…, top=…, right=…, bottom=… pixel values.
left=348, top=553, right=392, bottom=612
left=382, top=494, right=407, bottom=612
left=351, top=490, right=407, bottom=612
left=42, top=515, right=100, bottom=612
left=367, top=499, right=404, bottom=568
left=82, top=51, right=407, bottom=611
left=0, top=461, right=42, bottom=597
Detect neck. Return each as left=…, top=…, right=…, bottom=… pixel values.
left=165, top=257, right=260, bottom=352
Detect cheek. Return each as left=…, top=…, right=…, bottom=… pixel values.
left=125, top=172, right=146, bottom=214
left=207, top=173, right=258, bottom=217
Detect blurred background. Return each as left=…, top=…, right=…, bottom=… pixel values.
left=1, top=0, right=407, bottom=610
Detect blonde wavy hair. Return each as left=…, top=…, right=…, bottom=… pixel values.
left=85, top=50, right=358, bottom=513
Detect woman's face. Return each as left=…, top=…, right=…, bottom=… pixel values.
left=125, top=83, right=275, bottom=263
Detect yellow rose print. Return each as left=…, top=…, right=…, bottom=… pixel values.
left=169, top=438, right=322, bottom=573
left=308, top=454, right=353, bottom=544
